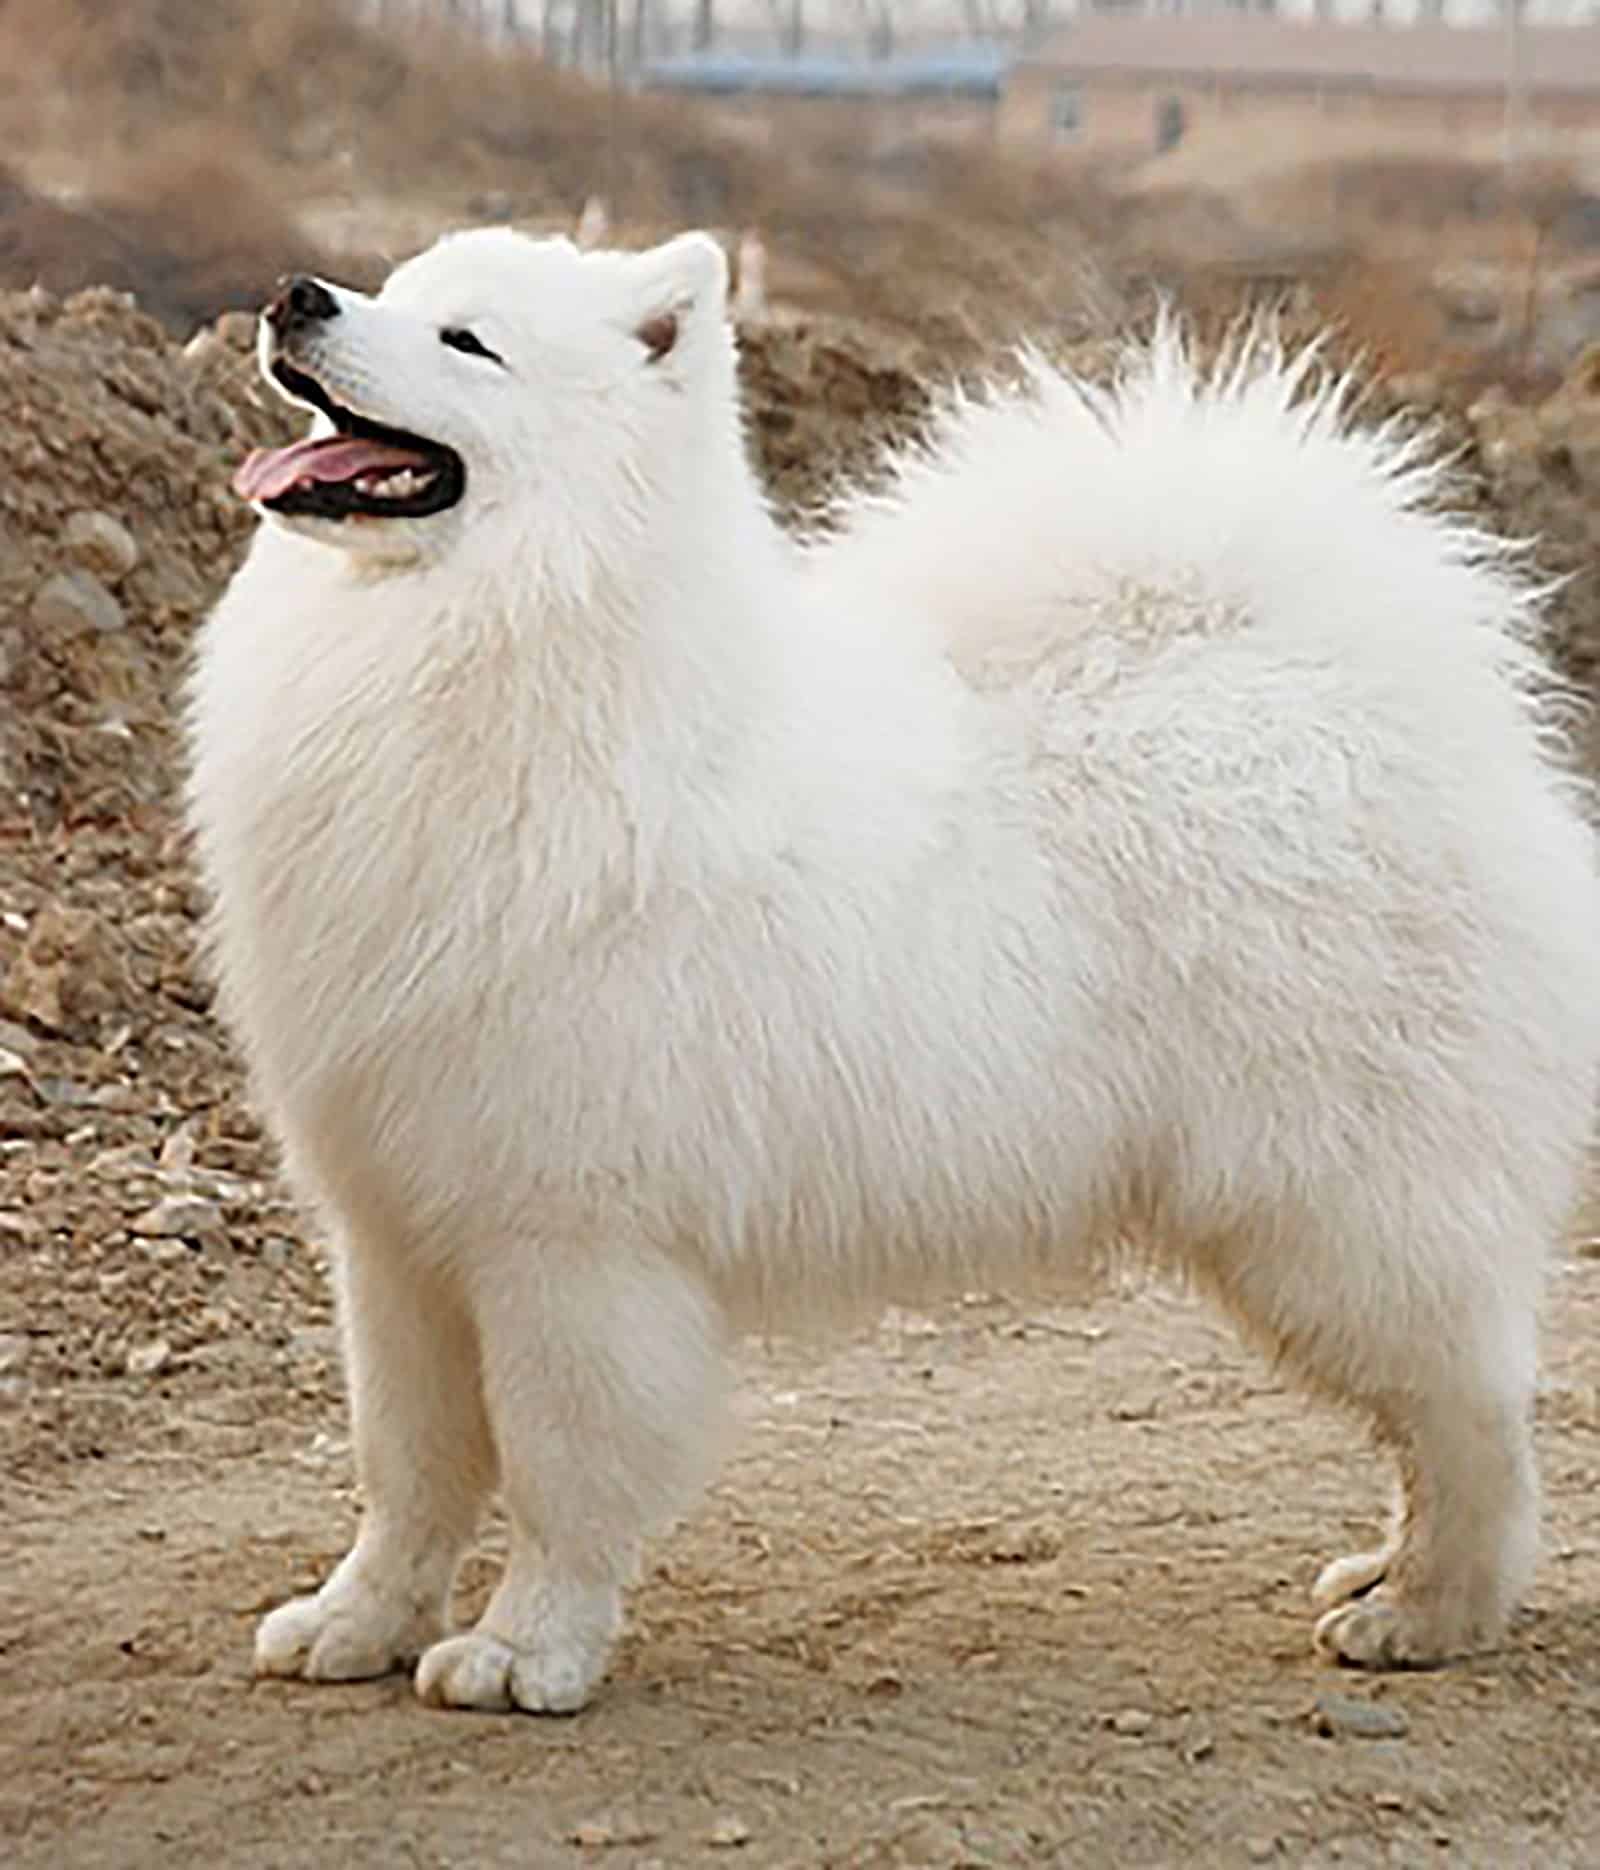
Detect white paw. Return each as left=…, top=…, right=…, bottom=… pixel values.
left=414, top=1629, right=607, bottom=1714
left=254, top=1583, right=440, bottom=1682
left=1312, top=1548, right=1393, bottom=1612
left=1313, top=1584, right=1502, bottom=1671
left=1314, top=1591, right=1430, bottom=1668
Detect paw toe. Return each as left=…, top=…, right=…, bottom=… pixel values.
left=1312, top=1549, right=1391, bottom=1612
left=254, top=1595, right=326, bottom=1677
left=415, top=1630, right=602, bottom=1714
left=1314, top=1596, right=1411, bottom=1669
left=254, top=1589, right=431, bottom=1682
left=416, top=1632, right=520, bottom=1711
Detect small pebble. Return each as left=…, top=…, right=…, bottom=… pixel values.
left=31, top=567, right=124, bottom=637
left=708, top=1814, right=751, bottom=1848
left=131, top=1195, right=225, bottom=1238
left=136, top=1238, right=188, bottom=1265
left=1311, top=1693, right=1409, bottom=1740
left=181, top=329, right=228, bottom=368
left=125, top=1338, right=172, bottom=1377
left=214, top=310, right=258, bottom=350
left=62, top=510, right=140, bottom=582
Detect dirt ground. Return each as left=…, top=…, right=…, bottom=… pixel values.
left=7, top=287, right=1600, bottom=1868
left=11, top=1255, right=1600, bottom=1868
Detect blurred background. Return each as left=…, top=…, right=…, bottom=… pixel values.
left=2, top=0, right=1599, bottom=384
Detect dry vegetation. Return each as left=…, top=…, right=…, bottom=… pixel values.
left=0, top=0, right=1144, bottom=363
left=0, top=142, right=331, bottom=336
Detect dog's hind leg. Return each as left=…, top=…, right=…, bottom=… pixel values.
left=416, top=1238, right=727, bottom=1714
left=1307, top=1299, right=1539, bottom=1669
left=255, top=1234, right=496, bottom=1682
left=1205, top=1205, right=1542, bottom=1670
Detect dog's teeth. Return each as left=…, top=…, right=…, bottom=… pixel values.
left=358, top=467, right=435, bottom=501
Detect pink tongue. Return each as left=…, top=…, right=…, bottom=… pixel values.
left=233, top=435, right=431, bottom=502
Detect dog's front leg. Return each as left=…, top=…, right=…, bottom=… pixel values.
left=255, top=1234, right=496, bottom=1683
left=415, top=1233, right=729, bottom=1714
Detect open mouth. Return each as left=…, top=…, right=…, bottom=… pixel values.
left=233, top=359, right=465, bottom=521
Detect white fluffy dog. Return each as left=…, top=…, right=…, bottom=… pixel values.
left=187, top=228, right=1600, bottom=1715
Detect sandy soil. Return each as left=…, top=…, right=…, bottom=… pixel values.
left=9, top=1261, right=1600, bottom=1868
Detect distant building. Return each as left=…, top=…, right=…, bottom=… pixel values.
left=636, top=44, right=1011, bottom=102
left=1003, top=18, right=1600, bottom=154
left=635, top=44, right=1012, bottom=156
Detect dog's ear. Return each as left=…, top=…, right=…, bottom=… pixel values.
left=626, top=233, right=728, bottom=367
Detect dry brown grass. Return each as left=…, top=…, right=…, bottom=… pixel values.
left=1290, top=152, right=1590, bottom=242
left=0, top=133, right=334, bottom=332
left=0, top=0, right=778, bottom=219
left=0, top=0, right=1132, bottom=346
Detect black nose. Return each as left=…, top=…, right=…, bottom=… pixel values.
left=265, top=274, right=340, bottom=335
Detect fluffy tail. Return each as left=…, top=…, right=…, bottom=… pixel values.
left=813, top=320, right=1552, bottom=712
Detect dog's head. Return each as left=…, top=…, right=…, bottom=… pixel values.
left=235, top=227, right=733, bottom=564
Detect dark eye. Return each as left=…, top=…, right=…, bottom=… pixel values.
left=440, top=327, right=502, bottom=364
